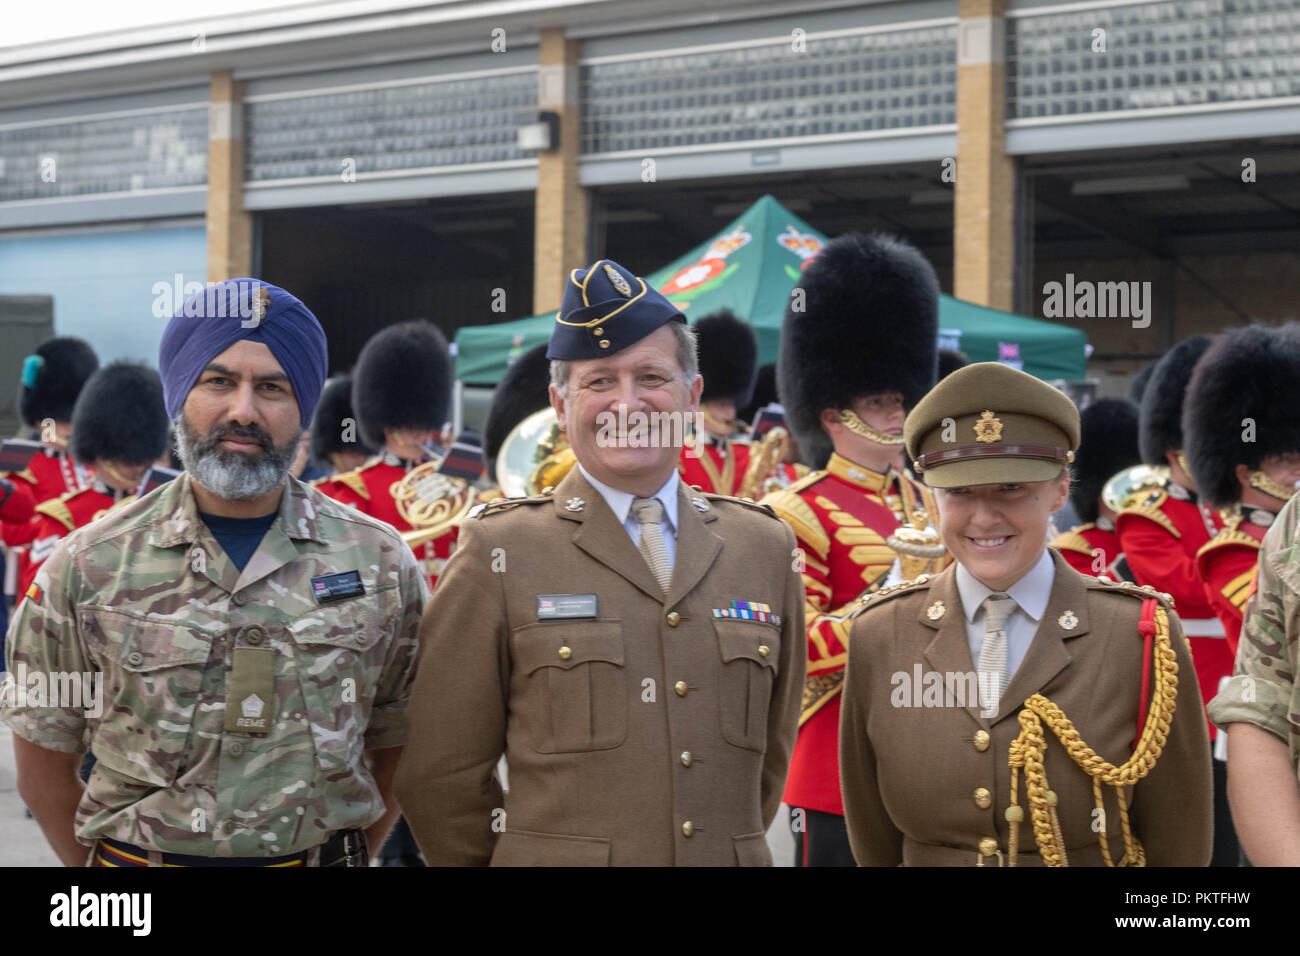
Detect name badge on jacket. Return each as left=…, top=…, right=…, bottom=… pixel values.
left=537, top=594, right=598, bottom=620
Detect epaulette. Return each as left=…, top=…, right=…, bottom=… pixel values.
left=1051, top=524, right=1096, bottom=556
left=325, top=468, right=370, bottom=501
left=1195, top=514, right=1261, bottom=561
left=1116, top=491, right=1179, bottom=539
left=34, top=495, right=77, bottom=532
left=850, top=573, right=935, bottom=617
left=760, top=485, right=829, bottom=556
left=780, top=468, right=827, bottom=496
left=1087, top=574, right=1176, bottom=609
left=469, top=492, right=553, bottom=519
left=696, top=487, right=779, bottom=519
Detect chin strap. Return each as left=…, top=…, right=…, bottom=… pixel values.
left=837, top=409, right=904, bottom=446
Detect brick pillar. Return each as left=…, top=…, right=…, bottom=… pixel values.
left=207, top=71, right=252, bottom=281
left=954, top=0, right=1015, bottom=311
left=533, top=28, right=588, bottom=313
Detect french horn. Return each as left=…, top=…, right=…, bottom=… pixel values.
left=395, top=445, right=477, bottom=549
left=495, top=407, right=576, bottom=498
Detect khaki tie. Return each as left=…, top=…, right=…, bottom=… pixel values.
left=977, top=594, right=1018, bottom=715
left=631, top=497, right=672, bottom=594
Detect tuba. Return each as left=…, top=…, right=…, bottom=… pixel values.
left=1101, top=464, right=1170, bottom=514
left=395, top=445, right=477, bottom=549
left=495, top=407, right=576, bottom=498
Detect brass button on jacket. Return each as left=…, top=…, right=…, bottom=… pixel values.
left=681, top=821, right=694, bottom=837
left=978, top=837, right=998, bottom=857
left=666, top=611, right=681, bottom=627
left=680, top=751, right=692, bottom=766
left=973, top=787, right=992, bottom=810
left=558, top=645, right=572, bottom=660
left=972, top=730, right=990, bottom=752
left=674, top=680, right=688, bottom=697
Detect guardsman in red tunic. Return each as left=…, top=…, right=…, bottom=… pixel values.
left=761, top=233, right=948, bottom=866
left=1186, top=325, right=1300, bottom=661
left=17, top=362, right=172, bottom=602
left=677, top=310, right=758, bottom=496
left=1051, top=398, right=1141, bottom=580
left=313, top=321, right=457, bottom=590
left=306, top=375, right=374, bottom=482
left=2, top=337, right=98, bottom=601
left=1116, top=333, right=1238, bottom=864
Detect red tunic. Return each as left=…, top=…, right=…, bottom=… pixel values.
left=1195, top=511, right=1271, bottom=659
left=312, top=453, right=457, bottom=590
left=1051, top=522, right=1125, bottom=578
left=2, top=448, right=93, bottom=600
left=17, top=484, right=126, bottom=601
left=678, top=438, right=752, bottom=496
left=1115, top=483, right=1230, bottom=738
left=762, top=452, right=947, bottom=815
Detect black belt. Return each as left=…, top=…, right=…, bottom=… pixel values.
left=95, top=829, right=367, bottom=868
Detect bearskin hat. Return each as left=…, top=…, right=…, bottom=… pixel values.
left=1138, top=335, right=1214, bottom=466
left=694, top=310, right=758, bottom=407
left=1070, top=398, right=1140, bottom=523
left=1183, top=324, right=1300, bottom=509
left=483, top=344, right=552, bottom=479
left=778, top=232, right=939, bottom=468
left=18, top=336, right=99, bottom=427
left=1127, top=363, right=1155, bottom=407
left=70, top=362, right=169, bottom=466
left=938, top=348, right=968, bottom=381
left=310, top=375, right=374, bottom=463
left=352, top=320, right=452, bottom=450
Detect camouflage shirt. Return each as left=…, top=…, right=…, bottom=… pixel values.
left=1, top=473, right=426, bottom=856
left=1208, top=494, right=1300, bottom=770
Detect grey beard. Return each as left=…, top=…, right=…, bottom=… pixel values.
left=174, top=414, right=301, bottom=502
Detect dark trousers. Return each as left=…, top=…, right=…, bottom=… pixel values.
left=790, top=806, right=856, bottom=867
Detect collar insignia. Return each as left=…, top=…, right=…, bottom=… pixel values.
left=565, top=497, right=584, bottom=512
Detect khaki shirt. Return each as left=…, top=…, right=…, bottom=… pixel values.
left=1209, top=494, right=1300, bottom=764
left=1, top=473, right=426, bottom=856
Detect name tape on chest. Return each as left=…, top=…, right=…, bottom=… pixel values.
left=311, top=570, right=365, bottom=604
left=537, top=594, right=599, bottom=620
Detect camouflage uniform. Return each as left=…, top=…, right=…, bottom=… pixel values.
left=1, top=472, right=426, bottom=857
left=1209, top=494, right=1300, bottom=765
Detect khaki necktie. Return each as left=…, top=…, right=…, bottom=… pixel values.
left=631, top=497, right=672, bottom=594
left=977, top=594, right=1018, bottom=715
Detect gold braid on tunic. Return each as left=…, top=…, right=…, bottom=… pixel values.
left=1004, top=602, right=1179, bottom=867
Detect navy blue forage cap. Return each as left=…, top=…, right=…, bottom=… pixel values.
left=546, top=258, right=685, bottom=361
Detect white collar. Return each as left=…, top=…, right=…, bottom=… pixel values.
left=956, top=547, right=1056, bottom=624
left=578, top=463, right=680, bottom=532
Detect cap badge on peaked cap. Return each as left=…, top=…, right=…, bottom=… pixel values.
left=974, top=411, right=1003, bottom=443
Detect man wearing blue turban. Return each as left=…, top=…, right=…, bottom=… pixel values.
left=3, top=278, right=428, bottom=868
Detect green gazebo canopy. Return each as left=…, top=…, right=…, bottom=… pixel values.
left=454, top=195, right=1086, bottom=384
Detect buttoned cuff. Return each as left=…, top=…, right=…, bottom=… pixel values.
left=363, top=700, right=409, bottom=751
left=1207, top=674, right=1291, bottom=742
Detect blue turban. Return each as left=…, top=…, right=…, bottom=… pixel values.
left=158, top=278, right=328, bottom=428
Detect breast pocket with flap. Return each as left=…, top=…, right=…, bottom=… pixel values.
left=715, top=619, right=781, bottom=752
left=510, top=621, right=627, bottom=754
